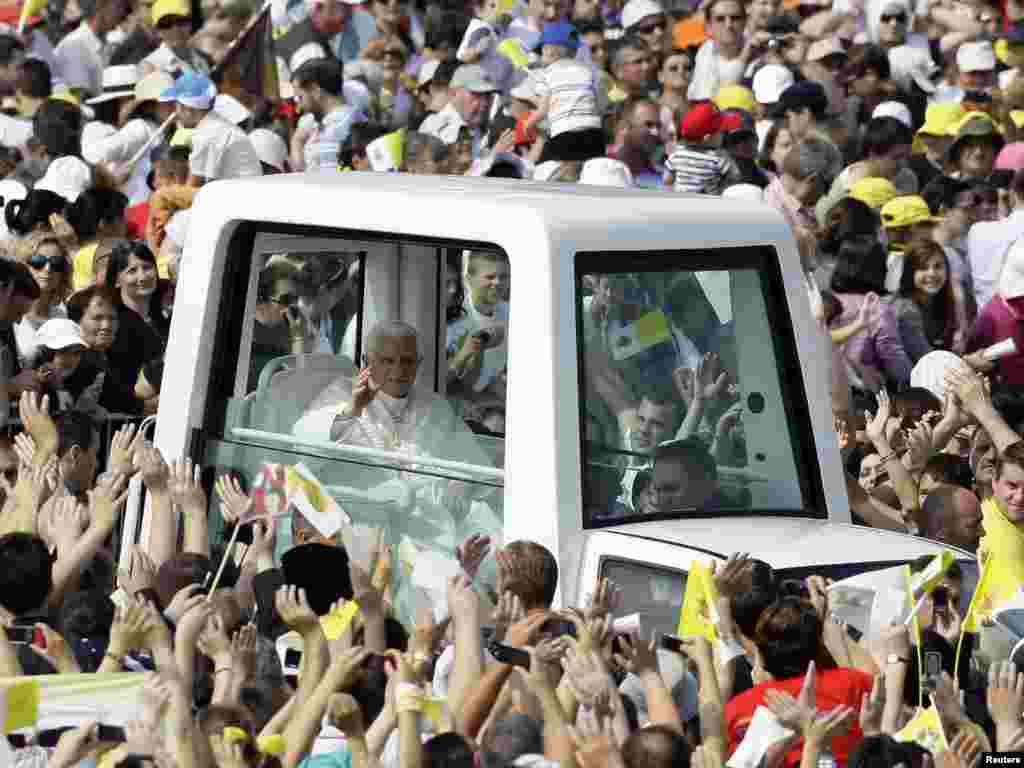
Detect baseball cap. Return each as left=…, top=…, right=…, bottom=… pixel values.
left=948, top=111, right=1004, bottom=161
left=35, top=319, right=86, bottom=351
left=579, top=158, right=634, bottom=187
left=917, top=101, right=965, bottom=137
left=159, top=71, right=217, bottom=110
left=721, top=108, right=756, bottom=140
left=714, top=84, right=756, bottom=113
left=881, top=195, right=939, bottom=228
left=957, top=40, right=996, bottom=73
left=250, top=128, right=288, bottom=171
left=996, top=142, right=1024, bottom=171
left=752, top=64, right=795, bottom=105
left=849, top=176, right=898, bottom=209
left=806, top=38, right=846, bottom=63
left=872, top=100, right=912, bottom=128
left=777, top=80, right=829, bottom=118
left=621, top=0, right=664, bottom=29
left=539, top=21, right=580, bottom=50
left=152, top=0, right=190, bottom=25
left=35, top=156, right=92, bottom=204
left=680, top=102, right=722, bottom=142
left=133, top=70, right=175, bottom=104
left=450, top=64, right=497, bottom=93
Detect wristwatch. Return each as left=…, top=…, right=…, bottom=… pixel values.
left=887, top=654, right=912, bottom=664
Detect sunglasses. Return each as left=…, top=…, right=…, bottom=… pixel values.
left=636, top=19, right=666, bottom=33
left=880, top=13, right=906, bottom=22
left=713, top=12, right=744, bottom=21
left=156, top=14, right=190, bottom=28
left=28, top=254, right=68, bottom=272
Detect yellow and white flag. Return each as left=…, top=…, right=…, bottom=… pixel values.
left=609, top=309, right=673, bottom=361
left=1, top=673, right=145, bottom=735
left=677, top=561, right=720, bottom=642
left=894, top=705, right=948, bottom=755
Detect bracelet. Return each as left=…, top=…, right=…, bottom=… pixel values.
left=876, top=451, right=897, bottom=464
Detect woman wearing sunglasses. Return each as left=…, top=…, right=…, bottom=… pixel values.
left=13, top=233, right=73, bottom=369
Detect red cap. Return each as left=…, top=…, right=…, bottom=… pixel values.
left=515, top=113, right=538, bottom=146
left=679, top=102, right=722, bottom=142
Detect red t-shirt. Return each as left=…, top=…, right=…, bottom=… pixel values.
left=726, top=668, right=874, bottom=768
left=126, top=201, right=150, bottom=240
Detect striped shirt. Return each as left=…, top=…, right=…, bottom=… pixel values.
left=304, top=107, right=361, bottom=171
left=665, top=144, right=736, bottom=195
left=535, top=58, right=602, bottom=138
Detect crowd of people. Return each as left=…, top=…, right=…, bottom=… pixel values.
left=4, top=0, right=1024, bottom=764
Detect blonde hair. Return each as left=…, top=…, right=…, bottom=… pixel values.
left=16, top=231, right=71, bottom=301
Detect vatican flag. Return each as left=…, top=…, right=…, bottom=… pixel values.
left=677, top=561, right=720, bottom=642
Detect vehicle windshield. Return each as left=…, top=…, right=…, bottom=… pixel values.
left=577, top=248, right=823, bottom=526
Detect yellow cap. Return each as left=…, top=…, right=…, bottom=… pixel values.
left=917, top=102, right=966, bottom=137
left=997, top=38, right=1011, bottom=65
left=881, top=195, right=940, bottom=229
left=170, top=127, right=193, bottom=147
left=714, top=84, right=756, bottom=114
left=152, top=0, right=190, bottom=26
left=223, top=727, right=249, bottom=745
left=849, top=176, right=898, bottom=210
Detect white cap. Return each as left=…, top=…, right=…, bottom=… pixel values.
left=249, top=128, right=288, bottom=171
left=164, top=209, right=191, bottom=248
left=417, top=59, right=441, bottom=88
left=888, top=46, right=939, bottom=93
left=1001, top=237, right=1024, bottom=299
left=957, top=40, right=996, bottom=73
left=620, top=0, right=664, bottom=29
left=0, top=180, right=25, bottom=241
left=213, top=93, right=251, bottom=125
left=35, top=156, right=92, bottom=203
left=752, top=64, right=795, bottom=105
left=35, top=319, right=87, bottom=350
left=289, top=42, right=326, bottom=77
left=910, top=350, right=970, bottom=399
left=579, top=158, right=634, bottom=187
left=872, top=100, right=913, bottom=128
left=344, top=60, right=385, bottom=94
left=722, top=183, right=764, bottom=201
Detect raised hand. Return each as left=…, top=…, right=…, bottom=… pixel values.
left=456, top=533, right=491, bottom=580
left=87, top=471, right=130, bottom=530
left=163, top=584, right=206, bottom=625
left=492, top=590, right=524, bottom=642
left=18, top=391, right=57, bottom=458
left=695, top=352, right=729, bottom=403
left=350, top=562, right=384, bottom=619
left=864, top=390, right=893, bottom=449
left=351, top=367, right=379, bottom=418
left=275, top=585, right=320, bottom=635
left=612, top=631, right=659, bottom=678
left=859, top=674, right=885, bottom=737
left=108, top=423, right=145, bottom=477
left=134, top=442, right=170, bottom=492
left=118, top=546, right=158, bottom=597
left=585, top=577, right=623, bottom=622
left=108, top=598, right=152, bottom=657
left=569, top=708, right=626, bottom=768
left=215, top=474, right=251, bottom=526
left=197, top=612, right=232, bottom=663
left=711, top=552, right=750, bottom=600
left=327, top=691, right=366, bottom=735
left=168, top=457, right=207, bottom=512
left=988, top=660, right=1024, bottom=736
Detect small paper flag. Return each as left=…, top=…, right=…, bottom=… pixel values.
left=677, top=561, right=719, bottom=642
left=496, top=38, right=529, bottom=68
left=894, top=705, right=948, bottom=754
left=17, top=0, right=46, bottom=34
left=909, top=551, right=955, bottom=598
left=286, top=463, right=349, bottom=540
left=366, top=128, right=406, bottom=172
left=0, top=679, right=39, bottom=734
left=609, top=309, right=673, bottom=361
left=320, top=601, right=360, bottom=641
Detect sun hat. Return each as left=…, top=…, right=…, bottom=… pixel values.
left=158, top=71, right=217, bottom=110
left=714, top=84, right=756, bottom=113
left=86, top=64, right=140, bottom=105
left=752, top=64, right=795, bottom=106
left=621, top=0, right=664, bottom=29
left=679, top=102, right=722, bottom=142
left=880, top=195, right=940, bottom=229
left=36, top=319, right=87, bottom=350
left=916, top=102, right=965, bottom=137
left=849, top=176, right=898, bottom=209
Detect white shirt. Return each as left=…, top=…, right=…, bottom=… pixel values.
left=420, top=103, right=482, bottom=156
left=536, top=58, right=602, bottom=137
left=0, top=114, right=33, bottom=152
left=189, top=112, right=263, bottom=181
left=967, top=209, right=1024, bottom=309
left=54, top=22, right=105, bottom=96
left=81, top=117, right=158, bottom=205
left=688, top=39, right=745, bottom=102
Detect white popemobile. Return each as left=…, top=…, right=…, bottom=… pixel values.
left=130, top=172, right=968, bottom=634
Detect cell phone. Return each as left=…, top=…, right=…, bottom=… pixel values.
left=41, top=725, right=128, bottom=744
left=284, top=648, right=302, bottom=669
left=658, top=633, right=686, bottom=654
left=932, top=587, right=948, bottom=609
left=488, top=641, right=531, bottom=669
left=98, top=724, right=127, bottom=743
left=923, top=651, right=942, bottom=690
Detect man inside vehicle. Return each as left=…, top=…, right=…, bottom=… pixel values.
left=640, top=437, right=723, bottom=514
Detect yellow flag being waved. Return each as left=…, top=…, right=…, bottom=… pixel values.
left=677, top=561, right=720, bottom=641
left=894, top=705, right=948, bottom=754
